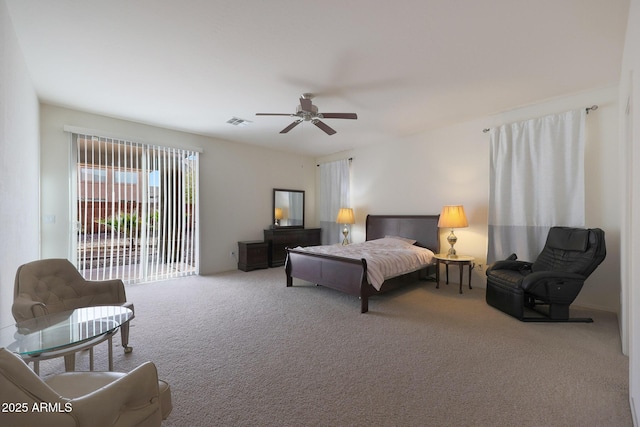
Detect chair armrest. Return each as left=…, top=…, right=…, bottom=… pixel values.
left=11, top=295, right=48, bottom=321
left=486, top=260, right=531, bottom=275
left=69, top=362, right=162, bottom=427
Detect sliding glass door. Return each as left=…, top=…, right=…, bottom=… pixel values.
left=72, top=133, right=199, bottom=283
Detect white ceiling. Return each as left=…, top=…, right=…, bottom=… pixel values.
left=5, top=0, right=630, bottom=157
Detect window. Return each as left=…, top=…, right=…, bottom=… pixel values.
left=318, top=159, right=351, bottom=245
left=114, top=170, right=138, bottom=185
left=80, top=167, right=106, bottom=182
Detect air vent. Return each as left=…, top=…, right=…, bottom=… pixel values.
left=226, top=117, right=252, bottom=127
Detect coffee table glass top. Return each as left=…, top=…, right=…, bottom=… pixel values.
left=0, top=306, right=133, bottom=356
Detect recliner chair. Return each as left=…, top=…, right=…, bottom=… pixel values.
left=12, top=258, right=134, bottom=353
left=485, top=226, right=606, bottom=322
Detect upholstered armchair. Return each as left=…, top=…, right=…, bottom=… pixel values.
left=12, top=258, right=134, bottom=353
left=485, top=226, right=606, bottom=322
left=0, top=348, right=172, bottom=426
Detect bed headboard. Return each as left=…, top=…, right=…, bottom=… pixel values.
left=365, top=215, right=440, bottom=253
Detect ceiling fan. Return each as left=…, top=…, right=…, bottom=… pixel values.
left=256, top=93, right=357, bottom=135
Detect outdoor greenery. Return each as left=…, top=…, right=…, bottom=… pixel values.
left=98, top=211, right=158, bottom=237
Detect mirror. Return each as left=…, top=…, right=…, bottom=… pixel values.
left=273, top=189, right=304, bottom=228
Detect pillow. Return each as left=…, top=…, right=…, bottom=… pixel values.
left=384, top=235, right=417, bottom=245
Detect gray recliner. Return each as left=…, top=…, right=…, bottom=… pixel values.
left=485, top=227, right=606, bottom=322
left=12, top=258, right=134, bottom=353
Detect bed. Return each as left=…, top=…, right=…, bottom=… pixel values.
left=285, top=214, right=440, bottom=313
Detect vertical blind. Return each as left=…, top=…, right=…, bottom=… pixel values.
left=74, top=133, right=199, bottom=283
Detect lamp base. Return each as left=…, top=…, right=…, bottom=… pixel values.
left=342, top=226, right=350, bottom=245
left=447, top=229, right=458, bottom=258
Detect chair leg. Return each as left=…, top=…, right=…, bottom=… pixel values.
left=120, top=323, right=133, bottom=353
left=548, top=303, right=570, bottom=320
left=522, top=302, right=593, bottom=323
left=522, top=315, right=593, bottom=323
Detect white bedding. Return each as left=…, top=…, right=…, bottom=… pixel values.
left=294, top=237, right=435, bottom=291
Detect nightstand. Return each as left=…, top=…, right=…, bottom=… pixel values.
left=237, top=241, right=269, bottom=272
left=433, top=254, right=475, bottom=294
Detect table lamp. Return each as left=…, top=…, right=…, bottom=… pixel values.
left=274, top=208, right=283, bottom=226
left=336, top=208, right=355, bottom=245
left=438, top=205, right=468, bottom=258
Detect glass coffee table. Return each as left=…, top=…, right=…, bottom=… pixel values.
left=0, top=306, right=133, bottom=375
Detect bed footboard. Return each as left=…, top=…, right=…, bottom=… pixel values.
left=285, top=248, right=373, bottom=313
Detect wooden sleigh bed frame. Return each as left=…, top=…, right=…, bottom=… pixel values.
left=285, top=214, right=440, bottom=313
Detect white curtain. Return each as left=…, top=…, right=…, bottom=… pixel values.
left=319, top=159, right=350, bottom=245
left=487, top=109, right=586, bottom=263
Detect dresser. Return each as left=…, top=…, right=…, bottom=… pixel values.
left=263, top=228, right=321, bottom=267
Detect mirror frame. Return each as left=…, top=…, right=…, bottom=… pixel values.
left=273, top=188, right=305, bottom=229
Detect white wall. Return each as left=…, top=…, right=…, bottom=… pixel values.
left=318, top=85, right=621, bottom=314
left=0, top=0, right=40, bottom=327
left=39, top=104, right=317, bottom=275
left=620, top=0, right=639, bottom=422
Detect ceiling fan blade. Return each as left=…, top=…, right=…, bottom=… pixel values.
left=299, top=97, right=313, bottom=112
left=320, top=113, right=358, bottom=120
left=312, top=119, right=336, bottom=135
left=256, top=113, right=293, bottom=116
left=280, top=120, right=303, bottom=133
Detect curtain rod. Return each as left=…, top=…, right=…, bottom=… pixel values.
left=317, top=157, right=353, bottom=167
left=482, top=105, right=599, bottom=133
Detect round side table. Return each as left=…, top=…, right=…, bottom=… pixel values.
left=433, top=254, right=475, bottom=294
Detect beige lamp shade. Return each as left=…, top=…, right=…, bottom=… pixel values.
left=438, top=205, right=468, bottom=258
left=438, top=205, right=468, bottom=228
left=274, top=208, right=284, bottom=220
left=336, top=208, right=355, bottom=224
left=336, top=208, right=355, bottom=245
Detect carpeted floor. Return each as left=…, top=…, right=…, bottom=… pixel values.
left=39, top=268, right=632, bottom=426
